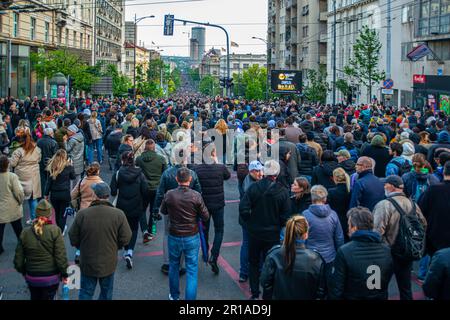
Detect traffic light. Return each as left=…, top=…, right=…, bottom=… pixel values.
left=219, top=77, right=226, bottom=87
left=227, top=78, right=234, bottom=88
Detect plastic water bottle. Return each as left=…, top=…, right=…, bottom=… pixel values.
left=62, top=283, right=70, bottom=300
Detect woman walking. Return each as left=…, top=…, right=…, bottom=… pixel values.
left=289, top=177, right=312, bottom=216
left=88, top=111, right=104, bottom=164
left=327, top=168, right=352, bottom=242
left=14, top=199, right=69, bottom=300
left=45, top=149, right=76, bottom=233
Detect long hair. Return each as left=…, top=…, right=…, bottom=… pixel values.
left=293, top=177, right=311, bottom=199
left=283, top=215, right=309, bottom=274
left=47, top=149, right=70, bottom=179
left=333, top=167, right=351, bottom=192
left=215, top=119, right=228, bottom=135
left=21, top=131, right=36, bottom=155
left=33, top=217, right=51, bottom=236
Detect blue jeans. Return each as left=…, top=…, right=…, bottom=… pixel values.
left=79, top=273, right=114, bottom=300
left=24, top=199, right=38, bottom=221
left=87, top=139, right=103, bottom=164
left=418, top=255, right=430, bottom=280
left=239, top=226, right=249, bottom=278
left=204, top=207, right=224, bottom=260
left=168, top=234, right=200, bottom=300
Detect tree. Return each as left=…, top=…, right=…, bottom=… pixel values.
left=231, top=65, right=267, bottom=100
left=303, top=66, right=329, bottom=104
left=103, top=64, right=131, bottom=96
left=199, top=75, right=219, bottom=96
left=344, top=25, right=385, bottom=103
left=31, top=49, right=99, bottom=93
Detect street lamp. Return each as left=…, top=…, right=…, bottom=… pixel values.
left=134, top=14, right=155, bottom=98
left=252, top=36, right=270, bottom=100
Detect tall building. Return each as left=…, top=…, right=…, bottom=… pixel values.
left=268, top=0, right=328, bottom=77
left=94, top=0, right=125, bottom=72
left=124, top=41, right=150, bottom=81
left=190, top=26, right=205, bottom=64
left=124, top=21, right=136, bottom=43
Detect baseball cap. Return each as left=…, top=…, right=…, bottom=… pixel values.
left=334, top=149, right=351, bottom=159
left=248, top=160, right=263, bottom=171
left=91, top=182, right=111, bottom=199
left=384, top=175, right=404, bottom=189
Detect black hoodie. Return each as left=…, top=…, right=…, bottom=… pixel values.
left=311, top=161, right=339, bottom=189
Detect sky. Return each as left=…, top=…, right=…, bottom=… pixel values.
left=124, top=0, right=268, bottom=57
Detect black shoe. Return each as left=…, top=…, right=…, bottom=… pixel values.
left=249, top=294, right=259, bottom=300
left=0, top=247, right=4, bottom=256
left=74, top=254, right=80, bottom=265
left=209, top=257, right=219, bottom=275
left=179, top=268, right=186, bottom=276
left=125, top=255, right=133, bottom=269
left=161, top=264, right=169, bottom=275
left=239, top=275, right=248, bottom=283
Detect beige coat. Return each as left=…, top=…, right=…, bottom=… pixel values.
left=0, top=172, right=25, bottom=223
left=71, top=175, right=104, bottom=210
left=9, top=146, right=42, bottom=200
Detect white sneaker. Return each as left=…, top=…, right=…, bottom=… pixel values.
left=26, top=219, right=33, bottom=225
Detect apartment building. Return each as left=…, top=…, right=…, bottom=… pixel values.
left=200, top=48, right=221, bottom=79
left=124, top=41, right=150, bottom=81
left=219, top=53, right=267, bottom=78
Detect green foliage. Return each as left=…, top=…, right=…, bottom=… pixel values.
left=31, top=49, right=99, bottom=93
left=189, top=67, right=200, bottom=82
left=199, top=75, right=219, bottom=96
left=232, top=65, right=267, bottom=100
left=343, top=25, right=385, bottom=102
left=335, top=79, right=351, bottom=97
left=303, top=66, right=329, bottom=104
left=103, top=64, right=131, bottom=97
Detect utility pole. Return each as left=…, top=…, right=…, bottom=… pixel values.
left=333, top=0, right=337, bottom=106
left=252, top=36, right=269, bottom=100
left=386, top=0, right=392, bottom=106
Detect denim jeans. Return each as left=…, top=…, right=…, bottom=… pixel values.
left=139, top=190, right=157, bottom=233
left=168, top=234, right=200, bottom=300
left=79, top=273, right=114, bottom=300
left=87, top=139, right=103, bottom=164
left=418, top=255, right=430, bottom=280
left=204, top=207, right=224, bottom=260
left=239, top=226, right=249, bottom=278
left=163, top=214, right=184, bottom=267
left=24, top=199, right=38, bottom=221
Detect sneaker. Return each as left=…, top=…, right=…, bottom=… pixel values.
left=143, top=231, right=153, bottom=244
left=125, top=255, right=133, bottom=269
left=209, top=257, right=219, bottom=275
left=26, top=219, right=33, bottom=225
left=74, top=254, right=80, bottom=265
left=168, top=294, right=178, bottom=300
left=179, top=268, right=186, bottom=276
left=249, top=294, right=259, bottom=300
left=161, top=264, right=169, bottom=275
left=239, top=275, right=248, bottom=283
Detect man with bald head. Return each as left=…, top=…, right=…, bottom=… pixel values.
left=349, top=156, right=385, bottom=211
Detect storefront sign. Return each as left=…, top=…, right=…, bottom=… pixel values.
left=50, top=85, right=57, bottom=99
left=271, top=70, right=302, bottom=94
left=440, top=95, right=450, bottom=115
left=413, top=74, right=426, bottom=84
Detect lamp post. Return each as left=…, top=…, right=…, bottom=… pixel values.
left=134, top=14, right=155, bottom=98
left=252, top=36, right=270, bottom=100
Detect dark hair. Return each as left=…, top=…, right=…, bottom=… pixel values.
left=121, top=151, right=135, bottom=166
left=346, top=206, right=374, bottom=230
left=321, top=150, right=337, bottom=162
left=445, top=161, right=450, bottom=176
left=390, top=142, right=403, bottom=156
left=176, top=167, right=191, bottom=183
left=298, top=133, right=307, bottom=143
left=86, top=162, right=100, bottom=176
left=0, top=155, right=9, bottom=172
left=439, top=152, right=450, bottom=167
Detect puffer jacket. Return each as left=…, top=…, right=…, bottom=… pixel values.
left=311, top=161, right=339, bottom=190
left=385, top=156, right=411, bottom=177
left=65, top=132, right=85, bottom=175
left=136, top=150, right=168, bottom=191
left=296, top=143, right=318, bottom=177
left=303, top=204, right=344, bottom=263
left=330, top=230, right=393, bottom=300
left=110, top=166, right=149, bottom=218
left=0, top=172, right=24, bottom=224
left=261, top=244, right=325, bottom=300
left=9, top=146, right=42, bottom=200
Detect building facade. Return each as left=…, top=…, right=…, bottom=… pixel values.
left=200, top=48, right=221, bottom=78
left=219, top=53, right=267, bottom=78
left=124, top=20, right=135, bottom=43
left=124, top=41, right=150, bottom=81
left=190, top=26, right=205, bottom=64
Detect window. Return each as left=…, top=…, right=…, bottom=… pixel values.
left=65, top=29, right=69, bottom=45
left=80, top=33, right=83, bottom=48
left=57, top=27, right=62, bottom=44
left=243, top=63, right=249, bottom=68
left=302, top=46, right=308, bottom=56
left=233, top=63, right=240, bottom=69
left=73, top=31, right=76, bottom=47
left=87, top=35, right=90, bottom=49
left=402, top=4, right=413, bottom=23
left=401, top=42, right=413, bottom=61
left=45, top=22, right=50, bottom=43
left=303, top=26, right=308, bottom=37
left=13, top=13, right=19, bottom=37
left=30, top=17, right=36, bottom=40
left=302, top=5, right=309, bottom=16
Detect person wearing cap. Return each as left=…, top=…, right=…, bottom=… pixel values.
left=373, top=175, right=427, bottom=300
left=69, top=182, right=132, bottom=300
left=335, top=149, right=356, bottom=176
left=239, top=160, right=291, bottom=300
left=14, top=199, right=69, bottom=300
left=65, top=124, right=85, bottom=185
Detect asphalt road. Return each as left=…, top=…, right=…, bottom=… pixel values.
left=0, top=159, right=426, bottom=300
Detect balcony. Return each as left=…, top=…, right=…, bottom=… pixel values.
left=319, top=33, right=328, bottom=43
left=320, top=11, right=328, bottom=22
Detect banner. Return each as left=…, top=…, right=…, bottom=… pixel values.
left=407, top=44, right=432, bottom=61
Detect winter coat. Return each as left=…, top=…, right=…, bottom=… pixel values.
left=69, top=200, right=132, bottom=278
left=303, top=204, right=344, bottom=263
left=14, top=224, right=69, bottom=278
left=239, top=178, right=291, bottom=242
left=65, top=132, right=85, bottom=175
left=155, top=141, right=172, bottom=165
left=45, top=165, right=76, bottom=201
left=0, top=129, right=9, bottom=154
left=9, top=146, right=42, bottom=199
left=311, top=161, right=339, bottom=190
left=110, top=166, right=149, bottom=218
left=115, top=143, right=132, bottom=171
left=36, top=135, right=58, bottom=171
left=296, top=143, right=319, bottom=177
left=329, top=230, right=393, bottom=300
left=285, top=125, right=303, bottom=144
left=338, top=159, right=356, bottom=176
left=192, top=163, right=231, bottom=211
left=0, top=172, right=24, bottom=224
left=289, top=193, right=312, bottom=216
left=418, top=181, right=450, bottom=256
left=361, top=145, right=391, bottom=178
left=373, top=192, right=427, bottom=246
left=328, top=184, right=351, bottom=241
left=136, top=150, right=168, bottom=191
left=71, top=175, right=104, bottom=210
left=279, top=138, right=301, bottom=182
left=423, top=248, right=450, bottom=300
left=427, top=142, right=450, bottom=169
left=349, top=170, right=385, bottom=211
left=386, top=156, right=411, bottom=177
left=402, top=171, right=440, bottom=201
left=105, top=131, right=123, bottom=156
left=260, top=244, right=325, bottom=300
left=277, top=160, right=292, bottom=190
left=88, top=118, right=103, bottom=141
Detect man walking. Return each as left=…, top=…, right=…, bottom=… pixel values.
left=160, top=167, right=209, bottom=300
left=65, top=124, right=85, bottom=186
left=69, top=182, right=132, bottom=300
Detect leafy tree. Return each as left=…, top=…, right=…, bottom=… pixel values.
left=231, top=65, right=267, bottom=100
left=103, top=64, right=131, bottom=96
left=303, top=66, right=329, bottom=104
left=199, top=75, right=219, bottom=96
left=344, top=25, right=385, bottom=103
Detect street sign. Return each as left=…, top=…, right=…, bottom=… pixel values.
left=438, top=68, right=443, bottom=76
left=164, top=15, right=174, bottom=36
left=382, top=89, right=394, bottom=95
left=383, top=79, right=394, bottom=89
left=413, top=74, right=426, bottom=84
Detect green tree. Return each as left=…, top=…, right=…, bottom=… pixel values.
left=231, top=65, right=267, bottom=100
left=103, top=64, right=131, bottom=96
left=344, top=25, right=385, bottom=103
left=199, top=75, right=219, bottom=96
left=303, top=66, right=329, bottom=104
left=31, top=49, right=99, bottom=93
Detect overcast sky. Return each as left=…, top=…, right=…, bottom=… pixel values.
left=124, top=0, right=268, bottom=57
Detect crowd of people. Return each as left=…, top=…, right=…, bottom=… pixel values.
left=0, top=94, right=449, bottom=300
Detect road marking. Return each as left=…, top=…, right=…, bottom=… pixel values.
left=217, top=255, right=251, bottom=299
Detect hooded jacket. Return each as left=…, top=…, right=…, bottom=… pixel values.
left=311, top=161, right=339, bottom=189
left=36, top=134, right=58, bottom=170
left=385, top=156, right=412, bottom=177
left=296, top=143, right=319, bottom=176
left=303, top=204, right=344, bottom=263
left=360, top=136, right=391, bottom=177
left=339, top=159, right=356, bottom=176
left=65, top=132, right=85, bottom=175
left=402, top=171, right=440, bottom=201
left=136, top=150, right=168, bottom=190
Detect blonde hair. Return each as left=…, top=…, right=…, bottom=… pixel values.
left=283, top=215, right=309, bottom=274
left=91, top=111, right=98, bottom=119
left=46, top=149, right=70, bottom=179
left=131, top=117, right=140, bottom=128
left=333, top=167, right=350, bottom=192
left=34, top=218, right=47, bottom=236
left=215, top=119, right=228, bottom=135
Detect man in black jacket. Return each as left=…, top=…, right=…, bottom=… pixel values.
left=239, top=160, right=290, bottom=300
left=192, top=145, right=231, bottom=274
left=423, top=248, right=450, bottom=300
left=37, top=128, right=58, bottom=197
left=330, top=207, right=393, bottom=300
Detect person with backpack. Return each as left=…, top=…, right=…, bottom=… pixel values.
left=386, top=142, right=412, bottom=177
left=373, top=175, right=427, bottom=300
left=402, top=153, right=439, bottom=202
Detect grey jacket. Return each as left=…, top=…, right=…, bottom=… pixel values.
left=65, top=132, right=85, bottom=175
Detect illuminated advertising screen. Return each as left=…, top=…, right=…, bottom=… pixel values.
left=271, top=70, right=302, bottom=94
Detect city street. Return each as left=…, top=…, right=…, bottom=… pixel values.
left=0, top=162, right=426, bottom=300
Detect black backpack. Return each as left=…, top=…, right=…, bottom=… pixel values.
left=391, top=160, right=412, bottom=177
left=387, top=197, right=426, bottom=261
